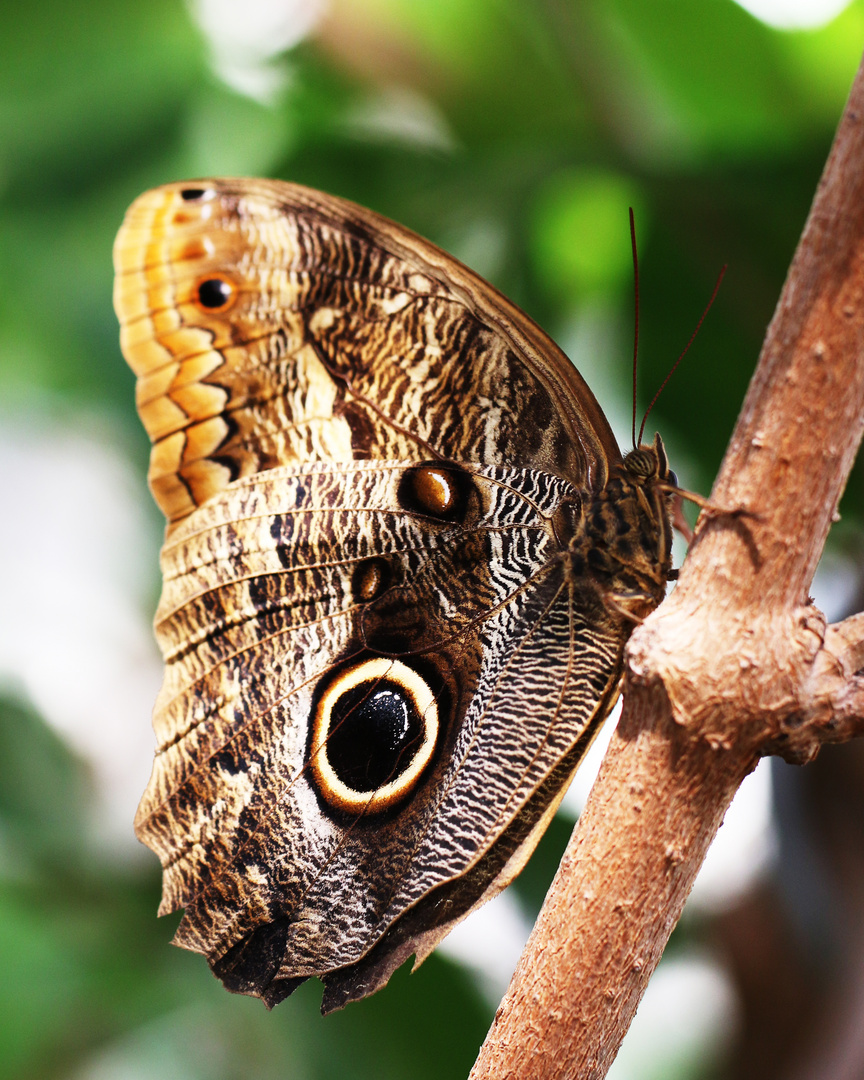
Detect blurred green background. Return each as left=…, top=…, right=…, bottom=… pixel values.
left=3, top=2, right=864, bottom=1078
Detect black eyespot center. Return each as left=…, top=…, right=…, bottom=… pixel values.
left=196, top=276, right=235, bottom=311
left=180, top=187, right=214, bottom=202
left=309, top=658, right=441, bottom=814
left=327, top=681, right=424, bottom=792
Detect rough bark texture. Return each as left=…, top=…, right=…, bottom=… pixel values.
left=470, top=52, right=864, bottom=1080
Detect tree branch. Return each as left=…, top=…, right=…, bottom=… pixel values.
left=470, top=51, right=864, bottom=1080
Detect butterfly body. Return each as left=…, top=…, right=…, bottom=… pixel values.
left=114, top=179, right=675, bottom=1010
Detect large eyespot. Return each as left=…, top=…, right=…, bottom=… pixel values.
left=309, top=658, right=439, bottom=814
left=194, top=274, right=236, bottom=312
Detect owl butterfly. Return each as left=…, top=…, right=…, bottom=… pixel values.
left=113, top=178, right=677, bottom=1013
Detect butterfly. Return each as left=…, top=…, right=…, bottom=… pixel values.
left=113, top=178, right=677, bottom=1012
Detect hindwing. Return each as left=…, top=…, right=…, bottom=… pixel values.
left=141, top=460, right=624, bottom=1008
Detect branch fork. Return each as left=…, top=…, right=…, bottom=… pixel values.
left=627, top=590, right=852, bottom=765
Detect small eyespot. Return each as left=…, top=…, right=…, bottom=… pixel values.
left=397, top=464, right=474, bottom=521
left=352, top=558, right=390, bottom=604
left=195, top=275, right=236, bottom=311
left=180, top=188, right=213, bottom=201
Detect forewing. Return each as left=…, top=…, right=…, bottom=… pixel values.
left=113, top=179, right=620, bottom=527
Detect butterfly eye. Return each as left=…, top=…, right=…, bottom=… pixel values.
left=310, top=658, right=439, bottom=814
left=667, top=469, right=679, bottom=488
left=194, top=275, right=236, bottom=311
left=624, top=448, right=655, bottom=478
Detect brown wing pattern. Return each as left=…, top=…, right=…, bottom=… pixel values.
left=142, top=461, right=625, bottom=1008
left=113, top=180, right=620, bottom=527
left=113, top=179, right=669, bottom=1011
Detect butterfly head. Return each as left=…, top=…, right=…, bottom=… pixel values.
left=572, top=431, right=679, bottom=615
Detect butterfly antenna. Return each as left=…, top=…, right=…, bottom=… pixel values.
left=630, top=207, right=640, bottom=451
left=637, top=263, right=727, bottom=447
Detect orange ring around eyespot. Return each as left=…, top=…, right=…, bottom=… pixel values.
left=192, top=273, right=237, bottom=313
left=309, top=658, right=439, bottom=814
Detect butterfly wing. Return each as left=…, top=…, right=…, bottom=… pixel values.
left=114, top=179, right=620, bottom=525
left=114, top=179, right=631, bottom=1009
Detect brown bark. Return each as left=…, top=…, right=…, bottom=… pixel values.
left=470, top=51, right=864, bottom=1080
